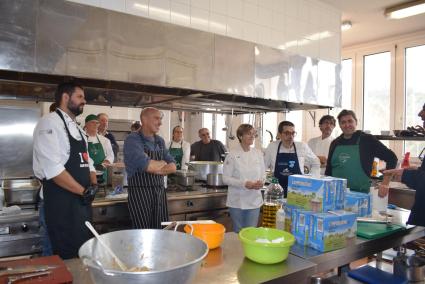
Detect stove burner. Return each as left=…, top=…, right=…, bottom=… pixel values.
left=167, top=184, right=196, bottom=192
left=200, top=183, right=228, bottom=190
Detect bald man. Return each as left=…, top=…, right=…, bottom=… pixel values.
left=124, top=107, right=176, bottom=228
left=190, top=128, right=227, bottom=161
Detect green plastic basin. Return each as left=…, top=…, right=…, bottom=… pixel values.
left=238, top=227, right=295, bottom=264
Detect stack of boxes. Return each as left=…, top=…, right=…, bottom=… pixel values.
left=286, top=175, right=365, bottom=252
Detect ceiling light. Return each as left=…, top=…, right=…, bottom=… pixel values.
left=341, top=21, right=352, bottom=31
left=385, top=0, right=425, bottom=19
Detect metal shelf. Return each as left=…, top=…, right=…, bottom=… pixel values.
left=374, top=135, right=425, bottom=141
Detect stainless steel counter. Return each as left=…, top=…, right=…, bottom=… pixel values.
left=64, top=233, right=317, bottom=284
left=290, top=209, right=425, bottom=273
left=389, top=182, right=415, bottom=210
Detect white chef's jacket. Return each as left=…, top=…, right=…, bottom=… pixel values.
left=87, top=134, right=115, bottom=164
left=307, top=135, right=333, bottom=158
left=223, top=144, right=265, bottom=209
left=264, top=141, right=320, bottom=176
left=167, top=140, right=191, bottom=171
left=33, top=109, right=95, bottom=181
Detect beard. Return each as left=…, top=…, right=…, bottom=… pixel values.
left=68, top=100, right=84, bottom=116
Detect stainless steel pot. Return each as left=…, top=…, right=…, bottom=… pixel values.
left=175, top=170, right=197, bottom=187
left=207, top=173, right=224, bottom=187
left=79, top=229, right=208, bottom=284
left=394, top=254, right=425, bottom=282
left=1, top=178, right=40, bottom=205
left=187, top=161, right=223, bottom=181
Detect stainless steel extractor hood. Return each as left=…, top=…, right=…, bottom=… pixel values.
left=0, top=0, right=341, bottom=114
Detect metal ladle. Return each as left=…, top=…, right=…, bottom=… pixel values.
left=85, top=221, right=128, bottom=271
left=228, top=109, right=235, bottom=140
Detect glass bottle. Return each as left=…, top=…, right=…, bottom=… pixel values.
left=262, top=177, right=283, bottom=228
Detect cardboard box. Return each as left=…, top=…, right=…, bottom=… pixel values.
left=284, top=204, right=296, bottom=232
left=292, top=209, right=314, bottom=246
left=344, top=191, right=371, bottom=217
left=287, top=175, right=336, bottom=212
left=309, top=211, right=357, bottom=252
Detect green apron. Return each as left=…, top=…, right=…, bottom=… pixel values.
left=88, top=135, right=107, bottom=182
left=169, top=141, right=183, bottom=170
left=330, top=137, right=371, bottom=193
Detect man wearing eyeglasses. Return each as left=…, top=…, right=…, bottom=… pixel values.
left=325, top=109, right=397, bottom=193
left=190, top=128, right=227, bottom=162
left=264, top=121, right=320, bottom=197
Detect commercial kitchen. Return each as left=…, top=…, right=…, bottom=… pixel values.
left=1, top=0, right=425, bottom=283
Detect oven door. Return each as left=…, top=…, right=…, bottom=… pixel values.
left=185, top=209, right=233, bottom=232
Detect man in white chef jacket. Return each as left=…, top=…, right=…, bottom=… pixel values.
left=307, top=115, right=336, bottom=174
left=264, top=121, right=320, bottom=197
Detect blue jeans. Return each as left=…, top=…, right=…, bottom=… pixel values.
left=229, top=207, right=260, bottom=233
left=39, top=200, right=53, bottom=256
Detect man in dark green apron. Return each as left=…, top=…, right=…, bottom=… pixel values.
left=124, top=108, right=176, bottom=228
left=326, top=110, right=397, bottom=193
left=85, top=114, right=114, bottom=183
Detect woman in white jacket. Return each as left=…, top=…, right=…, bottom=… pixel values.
left=223, top=124, right=265, bottom=233
left=168, top=126, right=191, bottom=171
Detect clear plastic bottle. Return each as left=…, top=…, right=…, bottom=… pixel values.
left=276, top=204, right=286, bottom=230
left=262, top=177, right=283, bottom=228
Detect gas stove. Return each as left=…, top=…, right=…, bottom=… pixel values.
left=167, top=182, right=227, bottom=194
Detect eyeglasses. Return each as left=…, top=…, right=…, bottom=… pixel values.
left=282, top=131, right=297, bottom=136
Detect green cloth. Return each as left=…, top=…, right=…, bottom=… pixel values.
left=88, top=135, right=107, bottom=182
left=169, top=147, right=183, bottom=170
left=330, top=137, right=371, bottom=193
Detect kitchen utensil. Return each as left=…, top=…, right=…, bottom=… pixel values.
left=184, top=223, right=225, bottom=249
left=162, top=221, right=177, bottom=230
left=161, top=220, right=216, bottom=226
left=79, top=229, right=208, bottom=284
left=238, top=227, right=295, bottom=264
left=0, top=265, right=57, bottom=276
left=187, top=161, right=223, bottom=181
left=7, top=270, right=51, bottom=284
left=1, top=178, right=40, bottom=205
left=357, top=222, right=404, bottom=239
left=174, top=170, right=196, bottom=187
left=207, top=173, right=224, bottom=187
left=394, top=254, right=425, bottom=282
left=228, top=109, right=235, bottom=140
left=84, top=221, right=128, bottom=271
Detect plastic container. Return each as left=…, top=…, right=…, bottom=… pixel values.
left=401, top=152, right=411, bottom=168
left=238, top=227, right=295, bottom=264
left=262, top=178, right=283, bottom=228
left=184, top=223, right=226, bottom=249
left=276, top=205, right=285, bottom=230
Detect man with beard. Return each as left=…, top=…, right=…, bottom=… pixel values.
left=124, top=107, right=176, bottom=228
left=33, top=82, right=98, bottom=259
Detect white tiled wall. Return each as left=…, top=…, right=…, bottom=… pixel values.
left=66, top=0, right=342, bottom=63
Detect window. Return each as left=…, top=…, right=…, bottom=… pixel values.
left=202, top=113, right=213, bottom=132
left=363, top=52, right=391, bottom=135
left=262, top=112, right=278, bottom=148
left=215, top=114, right=227, bottom=146
left=404, top=44, right=425, bottom=158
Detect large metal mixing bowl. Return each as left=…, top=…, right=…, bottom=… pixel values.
left=187, top=161, right=223, bottom=181
left=79, top=229, right=209, bottom=284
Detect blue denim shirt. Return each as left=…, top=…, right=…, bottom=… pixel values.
left=124, top=132, right=175, bottom=179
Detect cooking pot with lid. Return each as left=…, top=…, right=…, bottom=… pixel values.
left=207, top=173, right=225, bottom=187
left=187, top=161, right=223, bottom=181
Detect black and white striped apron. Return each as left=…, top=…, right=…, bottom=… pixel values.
left=127, top=135, right=169, bottom=229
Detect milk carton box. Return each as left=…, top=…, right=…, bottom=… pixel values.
left=309, top=211, right=357, bottom=252
left=344, top=191, right=371, bottom=217
left=287, top=175, right=336, bottom=212
left=333, top=178, right=347, bottom=210
left=285, top=205, right=296, bottom=232
left=292, top=209, right=314, bottom=246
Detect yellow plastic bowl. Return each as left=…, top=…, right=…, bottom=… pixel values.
left=239, top=227, right=295, bottom=264
left=184, top=223, right=226, bottom=249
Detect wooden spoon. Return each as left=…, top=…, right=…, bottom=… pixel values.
left=85, top=221, right=128, bottom=271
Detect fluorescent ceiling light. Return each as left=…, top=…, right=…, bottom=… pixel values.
left=341, top=21, right=352, bottom=31
left=385, top=0, right=425, bottom=19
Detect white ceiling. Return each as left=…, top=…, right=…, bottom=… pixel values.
left=320, top=0, right=425, bottom=47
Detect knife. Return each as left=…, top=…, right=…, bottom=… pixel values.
left=0, top=265, right=58, bottom=277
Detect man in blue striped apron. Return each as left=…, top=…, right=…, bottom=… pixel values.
left=124, top=108, right=176, bottom=229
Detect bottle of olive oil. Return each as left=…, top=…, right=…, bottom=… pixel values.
left=262, top=178, right=283, bottom=228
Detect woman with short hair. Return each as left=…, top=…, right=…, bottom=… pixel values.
left=223, top=124, right=265, bottom=233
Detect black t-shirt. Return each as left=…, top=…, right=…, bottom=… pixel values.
left=325, top=131, right=397, bottom=177
left=190, top=140, right=227, bottom=162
